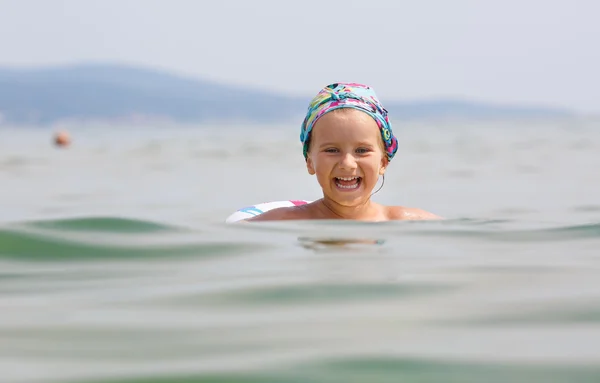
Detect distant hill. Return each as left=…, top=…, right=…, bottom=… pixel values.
left=0, top=64, right=572, bottom=125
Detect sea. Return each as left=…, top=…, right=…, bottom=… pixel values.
left=1, top=117, right=599, bottom=383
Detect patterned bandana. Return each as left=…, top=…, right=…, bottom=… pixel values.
left=300, top=82, right=398, bottom=161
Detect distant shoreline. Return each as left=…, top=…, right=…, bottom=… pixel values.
left=0, top=63, right=574, bottom=126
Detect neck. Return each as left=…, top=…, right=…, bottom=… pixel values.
left=318, top=197, right=380, bottom=220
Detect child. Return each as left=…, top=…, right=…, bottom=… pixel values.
left=246, top=83, right=440, bottom=222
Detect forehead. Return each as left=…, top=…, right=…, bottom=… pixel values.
left=312, top=109, right=380, bottom=142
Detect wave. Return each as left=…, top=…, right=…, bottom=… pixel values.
left=0, top=217, right=269, bottom=261
left=72, top=356, right=600, bottom=383
left=1, top=216, right=599, bottom=261
left=231, top=218, right=600, bottom=242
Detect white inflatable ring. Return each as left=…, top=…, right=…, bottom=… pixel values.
left=226, top=200, right=312, bottom=223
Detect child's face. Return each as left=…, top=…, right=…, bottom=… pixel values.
left=306, top=109, right=389, bottom=206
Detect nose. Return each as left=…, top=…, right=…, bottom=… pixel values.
left=338, top=152, right=358, bottom=170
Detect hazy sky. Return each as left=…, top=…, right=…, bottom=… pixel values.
left=1, top=0, right=598, bottom=113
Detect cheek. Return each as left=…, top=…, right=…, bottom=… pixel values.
left=362, top=156, right=385, bottom=177
left=307, top=154, right=325, bottom=175
left=312, top=153, right=330, bottom=167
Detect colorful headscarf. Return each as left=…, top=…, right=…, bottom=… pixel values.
left=300, top=83, right=398, bottom=161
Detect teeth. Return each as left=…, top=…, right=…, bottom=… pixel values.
left=337, top=183, right=359, bottom=189
left=335, top=177, right=360, bottom=189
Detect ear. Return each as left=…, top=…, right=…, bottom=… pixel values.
left=306, top=156, right=316, bottom=175
left=379, top=156, right=389, bottom=175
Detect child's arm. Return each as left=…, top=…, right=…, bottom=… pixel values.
left=390, top=207, right=443, bottom=220
left=410, top=209, right=443, bottom=220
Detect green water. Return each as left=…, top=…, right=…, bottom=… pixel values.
left=1, top=120, right=600, bottom=382
left=1, top=216, right=599, bottom=383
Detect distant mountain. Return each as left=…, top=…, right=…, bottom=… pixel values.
left=0, top=64, right=572, bottom=125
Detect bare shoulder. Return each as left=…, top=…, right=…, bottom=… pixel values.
left=244, top=206, right=308, bottom=222
left=387, top=206, right=442, bottom=220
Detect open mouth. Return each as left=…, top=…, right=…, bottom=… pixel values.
left=334, top=176, right=362, bottom=190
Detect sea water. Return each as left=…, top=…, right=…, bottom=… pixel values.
left=1, top=118, right=599, bottom=383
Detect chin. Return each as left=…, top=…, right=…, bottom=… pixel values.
left=326, top=192, right=371, bottom=207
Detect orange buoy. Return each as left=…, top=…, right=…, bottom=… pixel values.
left=53, top=130, right=71, bottom=147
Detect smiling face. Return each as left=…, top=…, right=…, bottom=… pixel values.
left=306, top=108, right=389, bottom=207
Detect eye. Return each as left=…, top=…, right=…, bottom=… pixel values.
left=324, top=148, right=339, bottom=153
left=356, top=147, right=371, bottom=154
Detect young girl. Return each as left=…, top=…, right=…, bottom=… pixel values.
left=246, top=82, right=440, bottom=222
